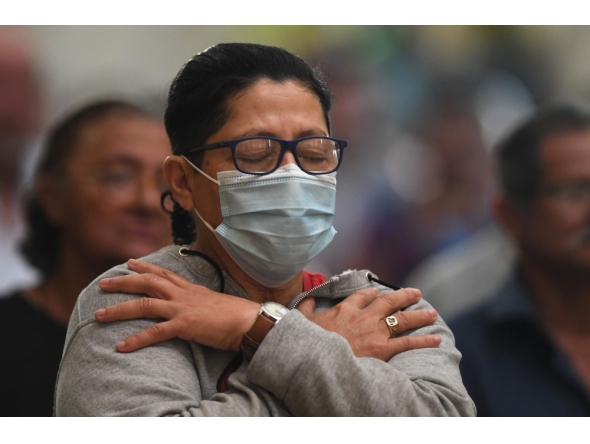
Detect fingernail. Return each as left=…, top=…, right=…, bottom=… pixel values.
left=434, top=336, right=442, bottom=345
left=100, top=278, right=111, bottom=286
left=429, top=309, right=437, bottom=317
left=116, top=340, right=126, bottom=349
left=95, top=309, right=105, bottom=318
left=412, top=288, right=421, bottom=297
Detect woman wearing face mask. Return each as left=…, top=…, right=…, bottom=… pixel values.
left=54, top=43, right=475, bottom=417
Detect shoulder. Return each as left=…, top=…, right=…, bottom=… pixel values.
left=317, top=269, right=457, bottom=350
left=70, top=246, right=201, bottom=326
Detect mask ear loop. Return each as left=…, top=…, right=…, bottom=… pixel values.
left=175, top=156, right=227, bottom=294
left=175, top=155, right=227, bottom=294
left=193, top=208, right=216, bottom=234
left=180, top=155, right=220, bottom=233
left=182, top=156, right=220, bottom=185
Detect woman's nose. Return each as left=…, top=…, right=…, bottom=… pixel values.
left=279, top=149, right=297, bottom=168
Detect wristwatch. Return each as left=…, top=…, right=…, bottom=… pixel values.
left=241, top=301, right=290, bottom=362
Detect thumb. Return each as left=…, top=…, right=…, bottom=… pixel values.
left=296, top=297, right=316, bottom=317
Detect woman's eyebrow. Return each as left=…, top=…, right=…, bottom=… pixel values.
left=231, top=127, right=328, bottom=140
left=296, top=128, right=329, bottom=138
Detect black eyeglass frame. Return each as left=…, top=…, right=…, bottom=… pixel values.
left=182, top=136, right=348, bottom=176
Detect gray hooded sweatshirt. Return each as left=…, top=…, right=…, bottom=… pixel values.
left=54, top=245, right=476, bottom=416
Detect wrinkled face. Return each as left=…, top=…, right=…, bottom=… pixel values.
left=54, top=115, right=172, bottom=270
left=189, top=79, right=328, bottom=230
left=519, top=128, right=590, bottom=271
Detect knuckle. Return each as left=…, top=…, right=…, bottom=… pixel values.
left=138, top=297, right=152, bottom=311
left=354, top=339, right=380, bottom=358
left=144, top=273, right=159, bottom=284
left=332, top=301, right=347, bottom=315
left=147, top=323, right=163, bottom=339
left=399, top=336, right=412, bottom=351
left=395, top=310, right=410, bottom=327
left=379, top=292, right=398, bottom=307
left=356, top=288, right=377, bottom=302
left=185, top=314, right=199, bottom=325
left=363, top=344, right=379, bottom=358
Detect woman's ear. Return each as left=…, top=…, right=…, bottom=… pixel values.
left=163, top=156, right=196, bottom=211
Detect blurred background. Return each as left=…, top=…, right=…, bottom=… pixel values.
left=2, top=25, right=589, bottom=313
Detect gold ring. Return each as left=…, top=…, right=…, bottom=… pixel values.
left=383, top=315, right=399, bottom=337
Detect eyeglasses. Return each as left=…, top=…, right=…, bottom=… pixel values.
left=182, top=136, right=347, bottom=175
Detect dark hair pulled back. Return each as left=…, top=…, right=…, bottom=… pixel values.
left=163, top=43, right=333, bottom=245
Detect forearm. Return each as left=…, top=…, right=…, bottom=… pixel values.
left=247, top=309, right=476, bottom=417
left=55, top=318, right=289, bottom=417
left=86, top=260, right=474, bottom=416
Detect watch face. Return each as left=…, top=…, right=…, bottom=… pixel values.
left=262, top=302, right=290, bottom=320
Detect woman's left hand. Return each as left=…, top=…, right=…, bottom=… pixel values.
left=95, top=259, right=260, bottom=352
left=296, top=288, right=440, bottom=361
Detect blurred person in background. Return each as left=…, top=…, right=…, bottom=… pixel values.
left=404, top=223, right=516, bottom=321
left=450, top=102, right=590, bottom=416
left=402, top=73, right=536, bottom=321
left=0, top=27, right=44, bottom=295
left=354, top=91, right=494, bottom=285
left=0, top=100, right=172, bottom=416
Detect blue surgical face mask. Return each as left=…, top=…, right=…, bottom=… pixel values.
left=183, top=157, right=337, bottom=288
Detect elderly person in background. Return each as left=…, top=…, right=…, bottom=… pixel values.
left=55, top=43, right=475, bottom=417
left=451, top=102, right=590, bottom=416
left=0, top=100, right=172, bottom=416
